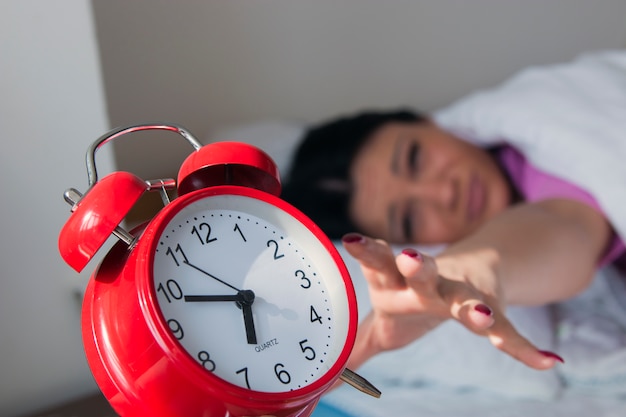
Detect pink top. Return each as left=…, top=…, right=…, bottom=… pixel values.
left=498, top=146, right=625, bottom=267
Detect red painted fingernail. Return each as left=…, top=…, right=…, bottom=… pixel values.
left=342, top=233, right=365, bottom=244
left=474, top=304, right=493, bottom=316
left=538, top=350, right=564, bottom=363
left=401, top=248, right=422, bottom=260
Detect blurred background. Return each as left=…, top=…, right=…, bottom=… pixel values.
left=2, top=1, right=625, bottom=416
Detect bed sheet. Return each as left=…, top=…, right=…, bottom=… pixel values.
left=317, top=253, right=626, bottom=417
left=315, top=387, right=626, bottom=417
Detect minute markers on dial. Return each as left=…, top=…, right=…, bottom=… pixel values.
left=154, top=203, right=340, bottom=392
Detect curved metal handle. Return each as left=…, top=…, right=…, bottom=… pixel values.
left=86, top=122, right=202, bottom=186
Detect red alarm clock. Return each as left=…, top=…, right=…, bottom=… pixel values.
left=58, top=123, right=379, bottom=417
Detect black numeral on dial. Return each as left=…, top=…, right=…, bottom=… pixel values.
left=233, top=223, right=247, bottom=242
left=274, top=363, right=291, bottom=384
left=310, top=306, right=323, bottom=324
left=157, top=279, right=183, bottom=303
left=191, top=222, right=218, bottom=245
left=167, top=319, right=184, bottom=340
left=198, top=351, right=216, bottom=371
left=295, top=269, right=311, bottom=289
left=299, top=339, right=316, bottom=360
left=236, top=367, right=251, bottom=389
left=165, top=244, right=188, bottom=266
left=267, top=239, right=285, bottom=260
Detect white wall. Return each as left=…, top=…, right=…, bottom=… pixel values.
left=0, top=1, right=112, bottom=416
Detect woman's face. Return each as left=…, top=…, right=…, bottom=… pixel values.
left=349, top=121, right=512, bottom=244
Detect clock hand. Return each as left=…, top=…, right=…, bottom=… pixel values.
left=241, top=303, right=257, bottom=344
left=184, top=290, right=258, bottom=345
left=238, top=290, right=257, bottom=345
left=182, top=260, right=240, bottom=292
left=184, top=294, right=240, bottom=302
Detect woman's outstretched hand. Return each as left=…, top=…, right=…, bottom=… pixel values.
left=341, top=233, right=564, bottom=371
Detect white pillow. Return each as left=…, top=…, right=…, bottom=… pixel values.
left=333, top=241, right=563, bottom=400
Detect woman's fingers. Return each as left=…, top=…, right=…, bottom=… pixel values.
left=395, top=248, right=439, bottom=297
left=485, top=313, right=564, bottom=370
left=397, top=247, right=561, bottom=370
left=343, top=236, right=564, bottom=369
left=341, top=233, right=405, bottom=289
left=397, top=248, right=495, bottom=331
left=436, top=278, right=564, bottom=369
left=437, top=278, right=496, bottom=332
left=437, top=271, right=564, bottom=369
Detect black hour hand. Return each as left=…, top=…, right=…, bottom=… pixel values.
left=240, top=303, right=257, bottom=345
left=184, top=294, right=240, bottom=302
left=184, top=290, right=258, bottom=345
left=238, top=290, right=257, bottom=345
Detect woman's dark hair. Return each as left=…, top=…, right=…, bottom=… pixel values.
left=281, top=108, right=426, bottom=239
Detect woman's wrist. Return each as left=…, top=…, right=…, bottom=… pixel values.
left=347, top=313, right=381, bottom=370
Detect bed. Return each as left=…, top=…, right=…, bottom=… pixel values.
left=313, top=250, right=626, bottom=417
left=37, top=51, right=626, bottom=417
left=207, top=103, right=626, bottom=416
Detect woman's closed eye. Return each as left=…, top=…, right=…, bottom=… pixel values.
left=402, top=212, right=413, bottom=242
left=401, top=200, right=419, bottom=242
left=407, top=141, right=421, bottom=176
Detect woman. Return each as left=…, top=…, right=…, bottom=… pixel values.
left=282, top=51, right=626, bottom=373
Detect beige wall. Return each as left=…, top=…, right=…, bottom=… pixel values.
left=93, top=0, right=626, bottom=182
left=1, top=1, right=112, bottom=416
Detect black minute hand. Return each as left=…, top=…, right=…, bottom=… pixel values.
left=182, top=260, right=240, bottom=292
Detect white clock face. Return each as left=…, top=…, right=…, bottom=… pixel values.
left=152, top=193, right=352, bottom=393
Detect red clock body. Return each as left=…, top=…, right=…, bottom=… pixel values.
left=58, top=126, right=372, bottom=416
left=80, top=185, right=358, bottom=417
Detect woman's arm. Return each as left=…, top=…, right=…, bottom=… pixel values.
left=342, top=199, right=612, bottom=370
left=439, top=198, right=611, bottom=305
